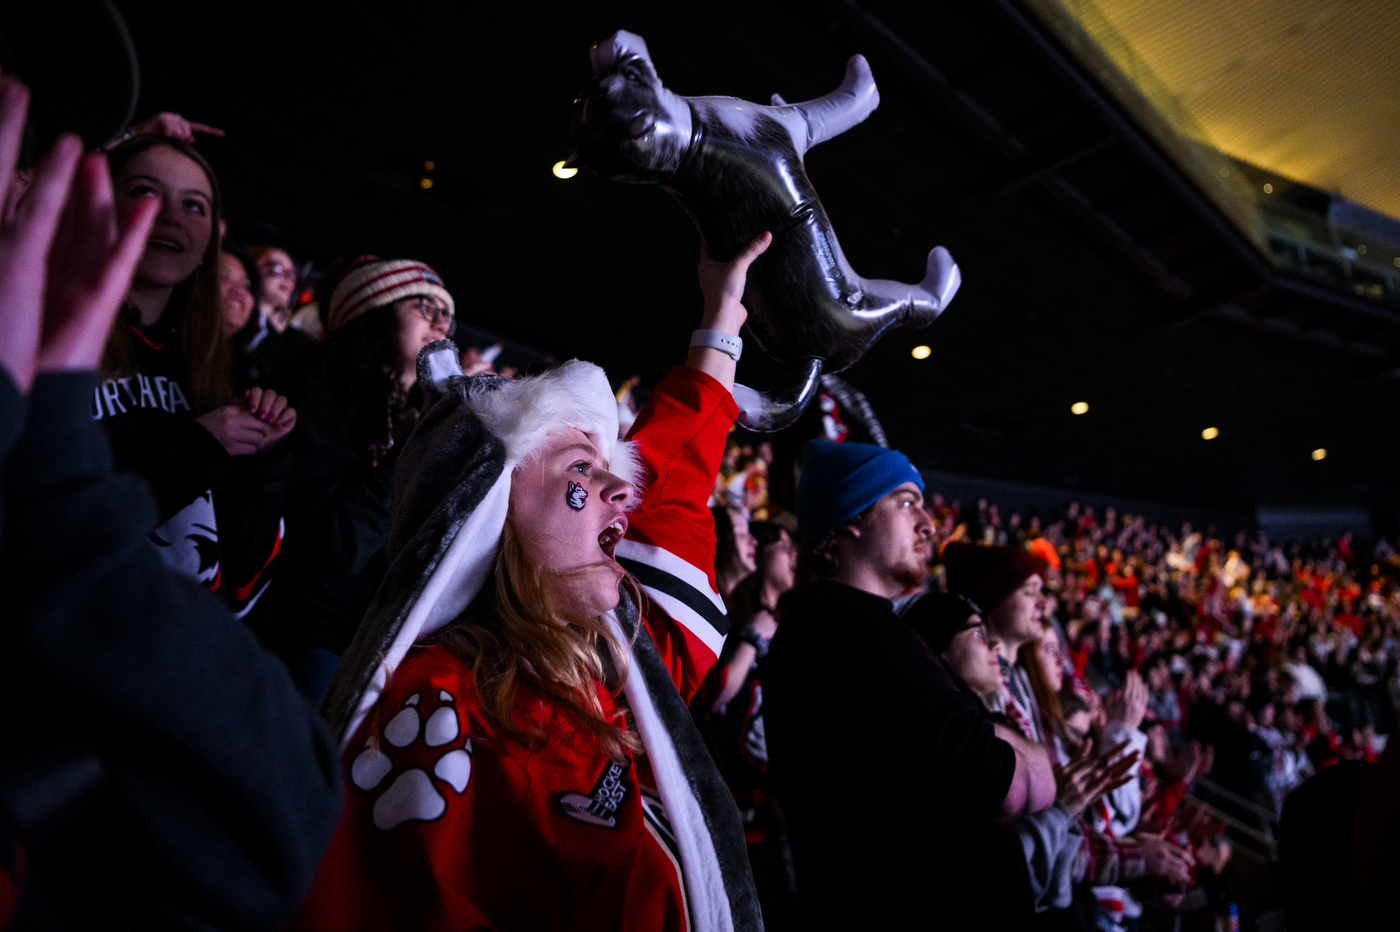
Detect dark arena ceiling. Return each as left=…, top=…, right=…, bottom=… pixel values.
left=113, top=0, right=1400, bottom=523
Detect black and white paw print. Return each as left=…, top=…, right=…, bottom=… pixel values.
left=350, top=690, right=473, bottom=831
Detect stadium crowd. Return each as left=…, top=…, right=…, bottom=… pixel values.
left=1, top=42, right=1396, bottom=932
left=703, top=438, right=1400, bottom=930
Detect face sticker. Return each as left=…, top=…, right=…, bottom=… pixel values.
left=566, top=481, right=588, bottom=510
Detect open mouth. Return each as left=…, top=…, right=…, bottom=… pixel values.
left=148, top=237, right=185, bottom=253
left=598, top=517, right=627, bottom=559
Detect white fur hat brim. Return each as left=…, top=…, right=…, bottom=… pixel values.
left=465, top=358, right=642, bottom=487
left=340, top=347, right=640, bottom=747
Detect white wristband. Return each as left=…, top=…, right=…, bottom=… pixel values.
left=690, top=329, right=743, bottom=361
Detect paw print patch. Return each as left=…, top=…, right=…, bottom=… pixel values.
left=350, top=690, right=473, bottom=831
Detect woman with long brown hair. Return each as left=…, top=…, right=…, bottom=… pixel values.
left=100, top=135, right=295, bottom=613
left=711, top=503, right=757, bottom=601
left=1022, top=621, right=1152, bottom=837
left=252, top=256, right=455, bottom=701
left=290, top=234, right=773, bottom=932
left=1021, top=622, right=1071, bottom=756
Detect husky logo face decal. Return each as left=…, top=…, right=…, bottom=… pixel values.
left=566, top=481, right=588, bottom=510
left=558, top=760, right=631, bottom=828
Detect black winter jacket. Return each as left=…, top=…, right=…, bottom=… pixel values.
left=0, top=369, right=342, bottom=930
left=762, top=580, right=1030, bottom=929
left=253, top=344, right=400, bottom=657
left=97, top=310, right=288, bottom=616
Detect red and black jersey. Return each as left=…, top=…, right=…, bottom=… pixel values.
left=96, top=311, right=284, bottom=618
left=290, top=366, right=737, bottom=931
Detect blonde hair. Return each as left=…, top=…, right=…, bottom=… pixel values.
left=432, top=504, right=643, bottom=760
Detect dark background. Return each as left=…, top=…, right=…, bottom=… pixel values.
left=105, top=0, right=1400, bottom=528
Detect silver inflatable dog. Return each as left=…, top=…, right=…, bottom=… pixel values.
left=571, top=30, right=961, bottom=431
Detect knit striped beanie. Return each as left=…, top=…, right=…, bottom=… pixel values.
left=326, top=258, right=455, bottom=331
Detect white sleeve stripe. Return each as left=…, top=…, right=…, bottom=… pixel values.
left=639, top=586, right=727, bottom=658
left=617, top=538, right=727, bottom=615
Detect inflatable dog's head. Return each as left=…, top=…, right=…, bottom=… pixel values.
left=571, top=31, right=692, bottom=182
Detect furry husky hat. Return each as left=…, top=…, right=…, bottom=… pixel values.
left=322, top=341, right=640, bottom=744
left=321, top=340, right=762, bottom=932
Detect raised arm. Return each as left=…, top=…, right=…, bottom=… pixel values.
left=687, top=231, right=771, bottom=390
left=615, top=232, right=770, bottom=701
left=0, top=78, right=341, bottom=927
left=995, top=723, right=1057, bottom=821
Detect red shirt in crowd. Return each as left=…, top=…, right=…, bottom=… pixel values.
left=1112, top=572, right=1140, bottom=607
left=1334, top=612, right=1364, bottom=637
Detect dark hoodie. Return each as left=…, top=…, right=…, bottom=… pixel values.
left=96, top=308, right=288, bottom=618
left=0, top=368, right=341, bottom=930
left=762, top=579, right=1029, bottom=929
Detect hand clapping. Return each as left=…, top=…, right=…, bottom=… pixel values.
left=1105, top=669, right=1149, bottom=731
left=0, top=76, right=158, bottom=396
left=1054, top=738, right=1141, bottom=819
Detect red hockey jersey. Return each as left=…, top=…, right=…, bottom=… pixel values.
left=289, top=366, right=736, bottom=932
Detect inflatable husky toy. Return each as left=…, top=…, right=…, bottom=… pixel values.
left=571, top=30, right=961, bottom=431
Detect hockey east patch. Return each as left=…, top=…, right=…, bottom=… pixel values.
left=557, top=760, right=630, bottom=828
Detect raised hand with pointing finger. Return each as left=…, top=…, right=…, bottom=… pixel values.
left=104, top=111, right=226, bottom=149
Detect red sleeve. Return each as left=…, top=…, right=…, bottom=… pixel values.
left=615, top=366, right=738, bottom=704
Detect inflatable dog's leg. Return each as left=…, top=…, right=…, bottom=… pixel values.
left=769, top=55, right=880, bottom=156
left=853, top=246, right=964, bottom=331
left=733, top=357, right=824, bottom=432
left=914, top=246, right=962, bottom=321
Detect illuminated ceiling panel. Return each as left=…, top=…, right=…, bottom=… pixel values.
left=1060, top=0, right=1400, bottom=220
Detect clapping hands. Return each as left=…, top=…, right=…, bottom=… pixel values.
left=0, top=76, right=159, bottom=396
left=1164, top=739, right=1214, bottom=785
left=1105, top=669, right=1149, bottom=731
left=1136, top=829, right=1196, bottom=886
left=1054, top=738, right=1141, bottom=819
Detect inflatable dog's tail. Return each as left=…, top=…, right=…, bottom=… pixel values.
left=733, top=357, right=823, bottom=432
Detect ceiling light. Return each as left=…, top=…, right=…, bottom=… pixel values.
left=1263, top=183, right=1273, bottom=194
left=552, top=160, right=578, bottom=179
left=911, top=345, right=931, bottom=359
left=1071, top=401, right=1089, bottom=415
left=1312, top=448, right=1327, bottom=461
left=1201, top=427, right=1219, bottom=440
left=419, top=178, right=433, bottom=189
left=1358, top=244, right=1368, bottom=255
left=424, top=160, right=435, bottom=171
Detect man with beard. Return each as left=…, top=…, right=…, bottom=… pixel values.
left=763, top=441, right=1054, bottom=928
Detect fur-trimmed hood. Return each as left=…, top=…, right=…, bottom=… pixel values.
left=323, top=341, right=640, bottom=746
left=461, top=353, right=641, bottom=487
left=320, top=343, right=766, bottom=932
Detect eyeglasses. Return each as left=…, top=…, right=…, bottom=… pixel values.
left=961, top=623, right=987, bottom=643
left=406, top=296, right=453, bottom=327
left=260, top=261, right=296, bottom=280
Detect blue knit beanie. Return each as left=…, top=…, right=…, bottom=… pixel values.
left=796, top=439, right=925, bottom=543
